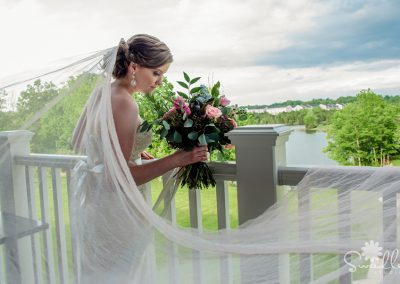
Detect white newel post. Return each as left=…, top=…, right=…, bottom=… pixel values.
left=226, top=124, right=292, bottom=224
left=227, top=124, right=292, bottom=283
left=0, top=130, right=35, bottom=284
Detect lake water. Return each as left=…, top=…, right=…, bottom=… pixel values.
left=286, top=126, right=338, bottom=166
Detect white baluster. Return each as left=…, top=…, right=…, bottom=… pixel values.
left=51, top=168, right=69, bottom=284
left=26, top=166, right=44, bottom=284
left=38, top=167, right=56, bottom=284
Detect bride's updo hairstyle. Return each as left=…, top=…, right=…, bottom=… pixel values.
left=113, top=34, right=173, bottom=79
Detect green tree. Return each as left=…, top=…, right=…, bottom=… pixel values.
left=16, top=80, right=59, bottom=126
left=303, top=109, right=317, bottom=129
left=136, top=78, right=176, bottom=158
left=0, top=75, right=97, bottom=151
left=0, top=91, right=10, bottom=130
left=324, top=90, right=400, bottom=166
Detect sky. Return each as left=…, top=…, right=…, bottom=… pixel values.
left=0, top=0, right=399, bottom=106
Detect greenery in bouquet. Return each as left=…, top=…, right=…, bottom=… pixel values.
left=140, top=72, right=247, bottom=189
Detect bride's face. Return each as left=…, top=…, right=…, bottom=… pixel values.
left=133, top=63, right=170, bottom=94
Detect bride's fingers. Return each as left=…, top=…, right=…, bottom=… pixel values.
left=195, top=152, right=209, bottom=161
left=141, top=152, right=153, bottom=160
left=194, top=151, right=208, bottom=158
left=194, top=146, right=208, bottom=153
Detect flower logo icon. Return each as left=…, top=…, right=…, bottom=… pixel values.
left=361, top=240, right=383, bottom=262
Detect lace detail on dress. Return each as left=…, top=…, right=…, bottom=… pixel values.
left=130, top=117, right=152, bottom=161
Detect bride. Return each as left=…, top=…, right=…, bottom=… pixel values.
left=2, top=33, right=400, bottom=283
left=71, top=34, right=212, bottom=283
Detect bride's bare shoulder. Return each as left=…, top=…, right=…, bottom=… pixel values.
left=111, top=86, right=138, bottom=113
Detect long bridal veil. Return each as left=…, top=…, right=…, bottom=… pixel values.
left=1, top=44, right=400, bottom=284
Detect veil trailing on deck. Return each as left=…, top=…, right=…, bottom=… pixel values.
left=1, top=43, right=400, bottom=284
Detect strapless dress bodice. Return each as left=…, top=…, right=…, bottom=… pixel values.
left=130, top=117, right=152, bottom=162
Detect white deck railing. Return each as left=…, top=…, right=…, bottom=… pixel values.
left=9, top=153, right=239, bottom=284
left=1, top=126, right=397, bottom=283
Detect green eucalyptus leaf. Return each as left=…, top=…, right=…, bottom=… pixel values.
left=177, top=81, right=189, bottom=89
left=190, top=77, right=201, bottom=84
left=184, top=119, right=193, bottom=127
left=183, top=72, right=190, bottom=83
left=139, top=120, right=148, bottom=132
left=198, top=134, right=207, bottom=145
left=206, top=124, right=220, bottom=133
left=190, top=86, right=202, bottom=94
left=173, top=131, right=182, bottom=143
left=206, top=97, right=214, bottom=103
left=147, top=123, right=154, bottom=132
left=206, top=133, right=220, bottom=141
left=205, top=136, right=215, bottom=143
left=161, top=129, right=168, bottom=138
left=183, top=112, right=187, bottom=120
left=177, top=91, right=188, bottom=99
left=188, top=131, right=199, bottom=140
left=162, top=120, right=170, bottom=130
left=211, top=83, right=220, bottom=97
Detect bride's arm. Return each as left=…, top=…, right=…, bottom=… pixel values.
left=112, top=93, right=208, bottom=186
left=129, top=150, right=204, bottom=186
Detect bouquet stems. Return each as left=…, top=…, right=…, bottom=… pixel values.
left=175, top=162, right=216, bottom=190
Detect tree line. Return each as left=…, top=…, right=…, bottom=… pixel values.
left=0, top=76, right=399, bottom=166
left=243, top=94, right=400, bottom=109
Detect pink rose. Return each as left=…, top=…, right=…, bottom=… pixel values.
left=205, top=105, right=222, bottom=119
left=173, top=96, right=191, bottom=116
left=173, top=96, right=187, bottom=110
left=183, top=106, right=191, bottom=116
left=219, top=96, right=231, bottom=107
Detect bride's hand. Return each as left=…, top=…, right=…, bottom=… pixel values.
left=140, top=151, right=154, bottom=160
left=172, top=145, right=209, bottom=167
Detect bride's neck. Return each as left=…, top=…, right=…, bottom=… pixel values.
left=114, top=78, right=138, bottom=95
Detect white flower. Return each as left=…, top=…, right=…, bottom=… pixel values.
left=361, top=240, right=383, bottom=262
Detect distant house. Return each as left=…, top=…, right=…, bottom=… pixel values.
left=303, top=105, right=313, bottom=110
left=246, top=103, right=344, bottom=115
left=293, top=105, right=303, bottom=111
left=335, top=103, right=344, bottom=110
left=319, top=104, right=328, bottom=110
left=266, top=106, right=293, bottom=115
left=319, top=104, right=343, bottom=110
left=246, top=108, right=267, bottom=113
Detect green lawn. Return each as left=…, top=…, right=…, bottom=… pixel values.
left=149, top=177, right=239, bottom=230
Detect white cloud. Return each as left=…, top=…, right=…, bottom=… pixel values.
left=166, top=60, right=400, bottom=105
left=0, top=0, right=399, bottom=106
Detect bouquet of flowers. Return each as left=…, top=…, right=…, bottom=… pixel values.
left=140, top=72, right=246, bottom=189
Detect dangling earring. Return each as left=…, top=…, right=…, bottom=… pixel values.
left=130, top=75, right=136, bottom=87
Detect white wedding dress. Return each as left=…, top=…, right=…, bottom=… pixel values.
left=72, top=106, right=157, bottom=283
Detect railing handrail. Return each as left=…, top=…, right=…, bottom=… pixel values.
left=14, top=153, right=238, bottom=181
left=277, top=165, right=386, bottom=186
left=14, top=153, right=86, bottom=168
left=15, top=153, right=387, bottom=187
left=278, top=166, right=309, bottom=186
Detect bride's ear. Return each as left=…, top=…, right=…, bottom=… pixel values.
left=128, top=62, right=138, bottom=74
